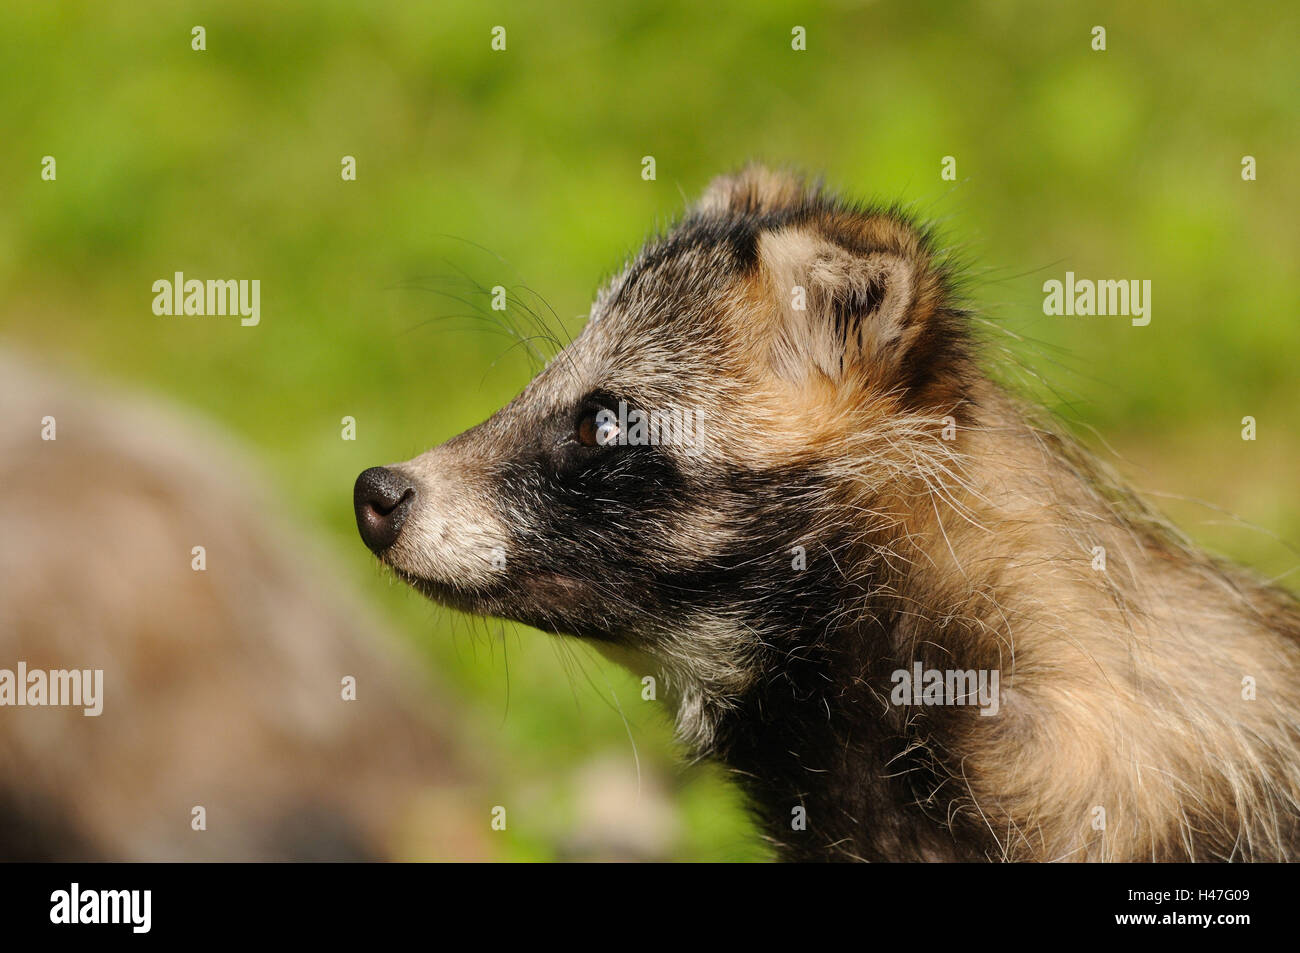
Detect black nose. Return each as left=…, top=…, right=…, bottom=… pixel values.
left=353, top=467, right=416, bottom=554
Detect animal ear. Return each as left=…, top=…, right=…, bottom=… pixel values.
left=753, top=226, right=967, bottom=407
left=696, top=165, right=812, bottom=217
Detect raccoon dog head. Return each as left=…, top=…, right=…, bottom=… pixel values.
left=355, top=165, right=973, bottom=745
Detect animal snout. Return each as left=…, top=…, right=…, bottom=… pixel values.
left=353, top=466, right=416, bottom=554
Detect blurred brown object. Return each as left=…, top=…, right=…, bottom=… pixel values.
left=0, top=351, right=486, bottom=860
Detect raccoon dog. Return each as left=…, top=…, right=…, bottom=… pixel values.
left=356, top=166, right=1300, bottom=862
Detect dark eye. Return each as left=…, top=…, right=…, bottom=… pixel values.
left=576, top=407, right=620, bottom=447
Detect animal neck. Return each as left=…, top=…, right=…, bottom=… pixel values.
left=707, top=604, right=996, bottom=861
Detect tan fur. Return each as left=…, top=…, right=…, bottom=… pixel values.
left=700, top=168, right=1300, bottom=859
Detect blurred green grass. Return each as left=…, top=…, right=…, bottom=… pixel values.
left=1, top=0, right=1296, bottom=860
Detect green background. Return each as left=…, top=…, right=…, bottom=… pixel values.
left=2, top=0, right=1296, bottom=860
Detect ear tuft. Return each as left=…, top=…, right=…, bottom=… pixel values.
left=758, top=228, right=921, bottom=385
left=810, top=248, right=915, bottom=360
left=696, top=165, right=814, bottom=217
